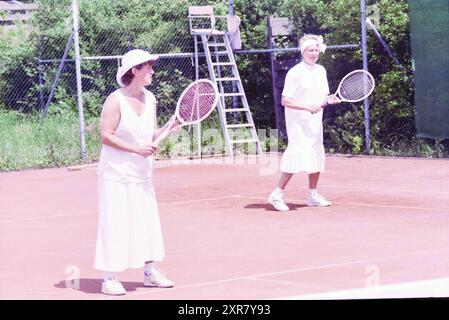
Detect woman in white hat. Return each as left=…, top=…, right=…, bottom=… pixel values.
left=94, top=49, right=176, bottom=295
left=268, top=34, right=340, bottom=212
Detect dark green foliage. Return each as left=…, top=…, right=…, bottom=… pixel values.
left=1, top=0, right=447, bottom=167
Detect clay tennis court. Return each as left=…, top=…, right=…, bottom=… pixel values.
left=1, top=154, right=448, bottom=300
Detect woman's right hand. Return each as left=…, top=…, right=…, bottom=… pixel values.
left=307, top=105, right=322, bottom=114
left=135, top=145, right=158, bottom=158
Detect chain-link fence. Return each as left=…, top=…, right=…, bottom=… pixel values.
left=1, top=0, right=282, bottom=170
left=0, top=0, right=290, bottom=170
left=5, top=0, right=400, bottom=170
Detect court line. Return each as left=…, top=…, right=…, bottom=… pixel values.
left=0, top=195, right=251, bottom=224
left=0, top=211, right=96, bottom=224
left=236, top=195, right=449, bottom=212
left=320, top=183, right=449, bottom=197
left=158, top=189, right=448, bottom=213
left=0, top=195, right=249, bottom=224
left=273, top=277, right=449, bottom=299
left=2, top=189, right=447, bottom=224
left=332, top=201, right=448, bottom=212
left=157, top=194, right=246, bottom=206
left=246, top=277, right=335, bottom=291
left=118, top=247, right=449, bottom=299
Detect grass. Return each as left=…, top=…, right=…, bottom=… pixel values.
left=0, top=110, right=101, bottom=171
left=3, top=108, right=443, bottom=172
left=0, top=110, right=283, bottom=172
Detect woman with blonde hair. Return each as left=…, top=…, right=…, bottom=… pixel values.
left=268, top=35, right=340, bottom=212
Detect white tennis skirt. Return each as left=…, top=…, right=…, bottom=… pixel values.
left=94, top=178, right=165, bottom=272
left=280, top=109, right=326, bottom=174
left=280, top=144, right=325, bottom=174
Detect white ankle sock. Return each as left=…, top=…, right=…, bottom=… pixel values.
left=308, top=189, right=317, bottom=197
left=274, top=187, right=284, bottom=195
left=144, top=262, right=156, bottom=275
left=103, top=272, right=116, bottom=282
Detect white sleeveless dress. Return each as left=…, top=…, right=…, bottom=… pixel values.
left=94, top=88, right=165, bottom=272
left=280, top=62, right=330, bottom=174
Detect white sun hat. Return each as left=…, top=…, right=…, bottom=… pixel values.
left=116, top=49, right=159, bottom=87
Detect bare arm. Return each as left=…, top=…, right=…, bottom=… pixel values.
left=100, top=94, right=156, bottom=157
left=151, top=102, right=178, bottom=143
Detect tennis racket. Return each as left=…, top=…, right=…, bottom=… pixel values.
left=152, top=79, right=219, bottom=146
left=324, top=69, right=375, bottom=106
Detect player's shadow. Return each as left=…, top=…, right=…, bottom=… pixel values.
left=54, top=278, right=143, bottom=295
left=244, top=202, right=307, bottom=211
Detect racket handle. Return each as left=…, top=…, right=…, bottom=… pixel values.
left=152, top=128, right=171, bottom=147
left=152, top=117, right=180, bottom=147
left=321, top=94, right=342, bottom=108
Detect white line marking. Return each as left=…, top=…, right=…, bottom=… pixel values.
left=158, top=194, right=244, bottom=206
left=320, top=183, right=449, bottom=196
left=0, top=211, right=96, bottom=224
left=2, top=190, right=447, bottom=224
left=121, top=248, right=449, bottom=298
left=246, top=277, right=335, bottom=291
left=237, top=195, right=448, bottom=212
left=273, top=277, right=449, bottom=299
left=333, top=201, right=448, bottom=212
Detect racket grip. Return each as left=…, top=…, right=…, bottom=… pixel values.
left=152, top=129, right=170, bottom=147
left=152, top=117, right=180, bottom=147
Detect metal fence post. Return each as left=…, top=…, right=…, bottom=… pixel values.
left=228, top=0, right=239, bottom=125
left=72, top=0, right=86, bottom=160
left=361, top=0, right=371, bottom=154
left=40, top=30, right=74, bottom=120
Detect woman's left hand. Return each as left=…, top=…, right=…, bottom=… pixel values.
left=136, top=144, right=158, bottom=157
left=327, top=94, right=341, bottom=105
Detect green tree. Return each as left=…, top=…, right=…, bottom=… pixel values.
left=1, top=0, right=447, bottom=159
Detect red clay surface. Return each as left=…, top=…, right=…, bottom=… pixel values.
left=1, top=154, right=448, bottom=299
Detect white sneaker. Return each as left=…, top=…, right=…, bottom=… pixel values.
left=268, top=191, right=289, bottom=211
left=101, top=277, right=126, bottom=295
left=307, top=193, right=332, bottom=207
left=143, top=270, right=174, bottom=288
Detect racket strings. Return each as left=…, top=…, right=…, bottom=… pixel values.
left=178, top=82, right=217, bottom=123
left=339, top=73, right=374, bottom=101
